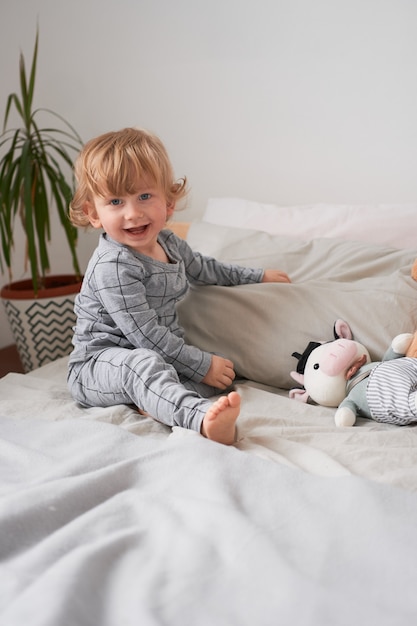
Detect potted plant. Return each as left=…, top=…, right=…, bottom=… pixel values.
left=0, top=29, right=83, bottom=372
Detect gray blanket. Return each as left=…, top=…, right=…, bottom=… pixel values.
left=1, top=414, right=417, bottom=626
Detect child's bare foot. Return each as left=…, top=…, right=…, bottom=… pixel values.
left=201, top=391, right=240, bottom=445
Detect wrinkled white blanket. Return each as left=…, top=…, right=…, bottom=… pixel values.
left=1, top=358, right=417, bottom=625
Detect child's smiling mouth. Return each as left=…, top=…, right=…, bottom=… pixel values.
left=125, top=224, right=150, bottom=235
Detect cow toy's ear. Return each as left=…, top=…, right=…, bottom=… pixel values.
left=289, top=387, right=310, bottom=403
left=334, top=319, right=353, bottom=340
left=289, top=371, right=309, bottom=402
left=290, top=370, right=304, bottom=386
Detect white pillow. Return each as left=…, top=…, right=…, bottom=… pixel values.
left=177, top=223, right=417, bottom=390
left=203, top=197, right=417, bottom=250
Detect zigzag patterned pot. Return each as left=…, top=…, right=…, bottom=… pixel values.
left=1, top=275, right=82, bottom=373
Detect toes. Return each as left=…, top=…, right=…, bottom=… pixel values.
left=213, top=396, right=229, bottom=413
left=228, top=391, right=240, bottom=408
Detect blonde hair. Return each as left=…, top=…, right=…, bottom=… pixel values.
left=69, top=127, right=188, bottom=227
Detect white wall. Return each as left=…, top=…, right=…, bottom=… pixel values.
left=1, top=0, right=417, bottom=348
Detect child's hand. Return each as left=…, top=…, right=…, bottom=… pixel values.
left=202, top=355, right=236, bottom=389
left=261, top=269, right=291, bottom=283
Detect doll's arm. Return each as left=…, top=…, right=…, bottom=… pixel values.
left=335, top=400, right=357, bottom=427
left=384, top=333, right=415, bottom=360
left=405, top=332, right=417, bottom=358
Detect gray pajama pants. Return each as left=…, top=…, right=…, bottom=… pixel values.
left=68, top=348, right=220, bottom=432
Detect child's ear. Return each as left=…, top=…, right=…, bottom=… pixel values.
left=166, top=201, right=176, bottom=219
left=84, top=201, right=102, bottom=229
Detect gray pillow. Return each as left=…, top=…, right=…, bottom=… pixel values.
left=177, top=223, right=417, bottom=389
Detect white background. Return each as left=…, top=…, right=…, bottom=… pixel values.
left=1, top=0, right=417, bottom=348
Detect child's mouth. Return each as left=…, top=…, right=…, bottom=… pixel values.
left=126, top=224, right=149, bottom=235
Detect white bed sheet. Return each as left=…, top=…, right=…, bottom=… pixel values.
left=2, top=358, right=417, bottom=625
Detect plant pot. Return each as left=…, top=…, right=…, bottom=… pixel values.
left=1, top=275, right=82, bottom=373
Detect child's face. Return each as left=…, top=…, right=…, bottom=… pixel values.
left=84, top=183, right=174, bottom=256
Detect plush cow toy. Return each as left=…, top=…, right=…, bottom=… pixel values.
left=289, top=319, right=417, bottom=427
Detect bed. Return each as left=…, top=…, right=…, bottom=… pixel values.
left=2, top=199, right=417, bottom=625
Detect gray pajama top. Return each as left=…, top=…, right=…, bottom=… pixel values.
left=69, top=230, right=264, bottom=382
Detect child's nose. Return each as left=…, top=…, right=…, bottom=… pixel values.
left=126, top=200, right=144, bottom=218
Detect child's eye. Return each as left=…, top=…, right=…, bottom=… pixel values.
left=109, top=199, right=123, bottom=206
left=139, top=193, right=151, bottom=201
